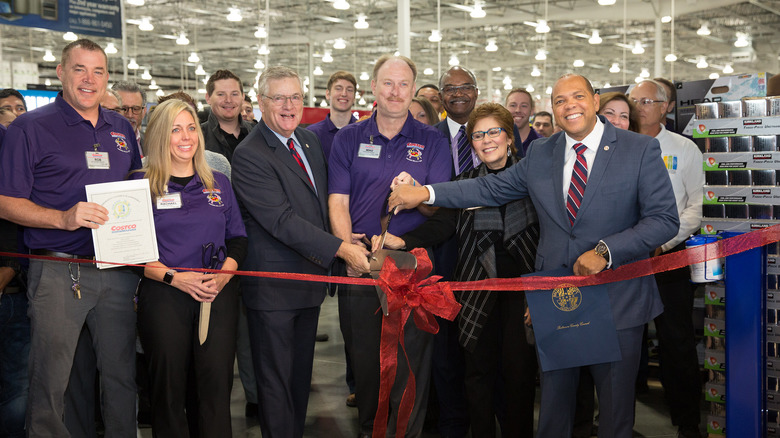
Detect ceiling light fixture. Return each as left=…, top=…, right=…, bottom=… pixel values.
left=634, top=76, right=643, bottom=83
left=359, top=97, right=366, bottom=105
left=448, top=54, right=459, bottom=66
left=588, top=30, right=602, bottom=45
left=609, top=62, right=620, bottom=73
left=697, top=23, right=711, bottom=36
left=354, top=14, right=369, bottom=29
left=423, top=68, right=434, bottom=75
left=176, top=32, right=189, bottom=45
left=504, top=83, right=512, bottom=91
left=44, top=78, right=52, bottom=86
left=631, top=41, right=644, bottom=54
left=257, top=44, right=270, bottom=55
left=63, top=31, right=77, bottom=41
left=126, top=0, right=144, bottom=5
left=723, top=64, right=734, bottom=74
left=360, top=71, right=369, bottom=80
left=545, top=86, right=552, bottom=94
left=254, top=26, right=267, bottom=38
left=333, top=0, right=350, bottom=10
left=334, top=38, right=346, bottom=49
left=665, top=53, right=677, bottom=62
left=322, top=51, right=333, bottom=63
left=709, top=72, right=720, bottom=79
left=526, top=84, right=535, bottom=92
left=734, top=32, right=750, bottom=47
left=535, top=49, right=546, bottom=61
left=320, top=99, right=328, bottom=107
left=492, top=66, right=501, bottom=72
left=696, top=57, right=708, bottom=69
left=227, top=7, right=242, bottom=22
left=429, top=29, right=442, bottom=42
left=531, top=65, right=541, bottom=77
left=105, top=42, right=118, bottom=54
left=141, top=69, right=152, bottom=80
left=195, top=65, right=206, bottom=75
left=138, top=17, right=153, bottom=31
left=640, top=68, right=650, bottom=78
left=313, top=66, right=324, bottom=75
left=597, top=0, right=616, bottom=4
left=535, top=19, right=550, bottom=33
left=188, top=52, right=199, bottom=63
left=149, top=80, right=159, bottom=90
left=573, top=59, right=585, bottom=67
left=485, top=39, right=498, bottom=52
left=661, top=15, right=672, bottom=23
left=128, top=58, right=139, bottom=70
left=470, top=1, right=486, bottom=18
left=604, top=82, right=611, bottom=88
left=502, top=75, right=512, bottom=84
left=156, top=88, right=164, bottom=97
left=42, top=50, right=55, bottom=62
left=254, top=59, right=265, bottom=69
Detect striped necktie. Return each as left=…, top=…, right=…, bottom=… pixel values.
left=456, top=125, right=473, bottom=175
left=566, top=142, right=588, bottom=225
left=287, top=138, right=313, bottom=186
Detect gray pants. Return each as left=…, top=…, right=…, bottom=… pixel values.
left=26, top=259, right=139, bottom=438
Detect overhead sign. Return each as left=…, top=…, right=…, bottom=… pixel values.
left=0, top=0, right=122, bottom=39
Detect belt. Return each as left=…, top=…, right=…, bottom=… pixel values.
left=30, top=249, right=95, bottom=260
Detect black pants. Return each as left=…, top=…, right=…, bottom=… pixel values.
left=463, top=291, right=537, bottom=438
left=654, top=266, right=701, bottom=428
left=137, top=277, right=239, bottom=438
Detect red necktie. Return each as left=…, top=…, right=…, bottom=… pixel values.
left=566, top=142, right=588, bottom=225
left=287, top=138, right=313, bottom=186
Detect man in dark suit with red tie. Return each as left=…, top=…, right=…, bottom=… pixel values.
left=232, top=66, right=370, bottom=438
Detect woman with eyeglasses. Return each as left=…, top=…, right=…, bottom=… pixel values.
left=130, top=99, right=247, bottom=437
left=598, top=91, right=639, bottom=132
left=374, top=103, right=540, bottom=437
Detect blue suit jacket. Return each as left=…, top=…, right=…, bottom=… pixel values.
left=232, top=121, right=342, bottom=311
left=431, top=117, right=679, bottom=329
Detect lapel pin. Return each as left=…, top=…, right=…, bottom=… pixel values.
left=305, top=143, right=310, bottom=148
left=603, top=145, right=610, bottom=151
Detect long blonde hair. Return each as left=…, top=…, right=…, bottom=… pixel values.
left=140, top=99, right=215, bottom=198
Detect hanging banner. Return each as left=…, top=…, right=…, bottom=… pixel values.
left=0, top=0, right=122, bottom=39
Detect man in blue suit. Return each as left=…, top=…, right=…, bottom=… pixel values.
left=389, top=73, right=679, bottom=437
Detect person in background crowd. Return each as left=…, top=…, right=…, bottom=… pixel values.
left=112, top=81, right=147, bottom=151
left=532, top=110, right=554, bottom=137
left=0, top=108, right=28, bottom=438
left=133, top=98, right=247, bottom=437
left=232, top=65, right=370, bottom=438
left=654, top=77, right=678, bottom=132
left=375, top=102, right=540, bottom=437
left=0, top=39, right=142, bottom=437
left=598, top=92, right=639, bottom=132
left=0, top=107, right=17, bottom=127
left=328, top=54, right=451, bottom=438
left=387, top=73, right=679, bottom=438
left=242, top=95, right=257, bottom=126
left=0, top=88, right=27, bottom=117
left=202, top=70, right=254, bottom=163
left=629, top=79, right=705, bottom=438
left=410, top=96, right=438, bottom=126
left=505, top=88, right=540, bottom=157
left=307, top=70, right=358, bottom=160
left=101, top=88, right=122, bottom=113
left=415, top=84, right=444, bottom=121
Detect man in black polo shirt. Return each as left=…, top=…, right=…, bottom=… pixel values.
left=202, top=69, right=254, bottom=162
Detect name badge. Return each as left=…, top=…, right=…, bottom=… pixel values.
left=85, top=152, right=110, bottom=169
left=358, top=143, right=381, bottom=159
left=156, top=192, right=182, bottom=209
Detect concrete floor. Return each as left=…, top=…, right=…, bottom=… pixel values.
left=138, top=295, right=706, bottom=437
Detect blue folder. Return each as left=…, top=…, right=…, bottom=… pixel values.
left=525, top=268, right=621, bottom=372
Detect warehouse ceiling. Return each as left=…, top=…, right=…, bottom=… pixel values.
left=1, top=0, right=779, bottom=107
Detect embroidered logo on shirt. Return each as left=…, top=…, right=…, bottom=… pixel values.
left=662, top=154, right=678, bottom=173
left=111, top=132, right=130, bottom=153
left=405, top=142, right=425, bottom=163
left=203, top=188, right=224, bottom=207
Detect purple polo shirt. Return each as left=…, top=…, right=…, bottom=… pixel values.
left=520, top=127, right=541, bottom=157
left=0, top=93, right=142, bottom=255
left=329, top=112, right=451, bottom=238
left=306, top=112, right=358, bottom=160
left=0, top=123, right=5, bottom=145
left=129, top=171, right=246, bottom=270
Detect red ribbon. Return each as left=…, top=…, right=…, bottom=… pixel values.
left=372, top=248, right=461, bottom=438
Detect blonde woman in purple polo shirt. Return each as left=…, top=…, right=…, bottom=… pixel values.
left=131, top=99, right=247, bottom=437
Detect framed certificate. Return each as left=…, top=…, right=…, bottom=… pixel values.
left=85, top=179, right=158, bottom=269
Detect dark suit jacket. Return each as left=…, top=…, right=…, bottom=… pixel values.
left=432, top=116, right=680, bottom=329
left=232, top=120, right=342, bottom=311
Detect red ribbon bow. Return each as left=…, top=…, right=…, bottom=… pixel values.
left=372, top=248, right=461, bottom=438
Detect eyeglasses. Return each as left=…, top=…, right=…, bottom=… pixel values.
left=631, top=98, right=665, bottom=107
left=441, top=84, right=477, bottom=95
left=471, top=127, right=504, bottom=141
left=120, top=106, right=144, bottom=115
left=262, top=94, right=304, bottom=106
left=104, top=107, right=123, bottom=114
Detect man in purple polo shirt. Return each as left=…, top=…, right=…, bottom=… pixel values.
left=0, top=39, right=141, bottom=437
left=307, top=70, right=358, bottom=160
left=328, top=54, right=451, bottom=437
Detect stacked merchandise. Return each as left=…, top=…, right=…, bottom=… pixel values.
left=703, top=283, right=726, bottom=436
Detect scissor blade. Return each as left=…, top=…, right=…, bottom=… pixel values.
left=199, top=302, right=211, bottom=344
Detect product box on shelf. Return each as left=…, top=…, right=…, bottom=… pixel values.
left=707, top=415, right=726, bottom=435
left=705, top=283, right=726, bottom=306
left=703, top=151, right=780, bottom=170
left=695, top=117, right=780, bottom=138
left=705, top=349, right=725, bottom=372
left=701, top=219, right=780, bottom=235
left=706, top=382, right=726, bottom=403
left=678, top=72, right=771, bottom=136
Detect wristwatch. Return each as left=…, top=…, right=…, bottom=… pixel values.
left=163, top=269, right=176, bottom=285
left=594, top=241, right=609, bottom=260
